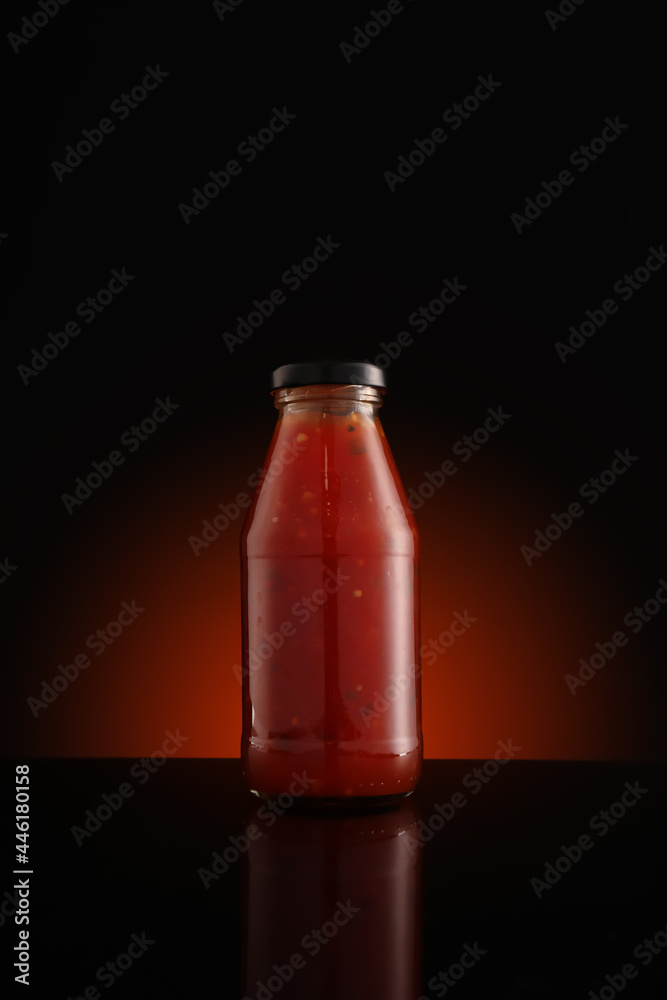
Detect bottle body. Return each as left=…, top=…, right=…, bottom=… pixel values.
left=240, top=381, right=421, bottom=802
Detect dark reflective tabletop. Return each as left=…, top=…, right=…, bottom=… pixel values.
left=3, top=759, right=665, bottom=998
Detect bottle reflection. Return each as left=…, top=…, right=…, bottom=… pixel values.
left=241, top=799, right=421, bottom=1000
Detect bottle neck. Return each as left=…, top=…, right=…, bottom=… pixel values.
left=273, top=384, right=384, bottom=414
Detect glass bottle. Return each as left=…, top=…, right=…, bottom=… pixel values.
left=240, top=360, right=421, bottom=804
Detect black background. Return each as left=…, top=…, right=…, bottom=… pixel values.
left=1, top=7, right=666, bottom=750
left=1, top=1, right=667, bottom=997
left=2, top=0, right=665, bottom=551
left=2, top=758, right=667, bottom=999
left=2, top=1, right=666, bottom=751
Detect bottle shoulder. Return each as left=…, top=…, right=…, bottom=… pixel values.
left=243, top=406, right=418, bottom=554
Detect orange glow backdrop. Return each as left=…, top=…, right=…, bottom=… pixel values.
left=9, top=392, right=663, bottom=761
